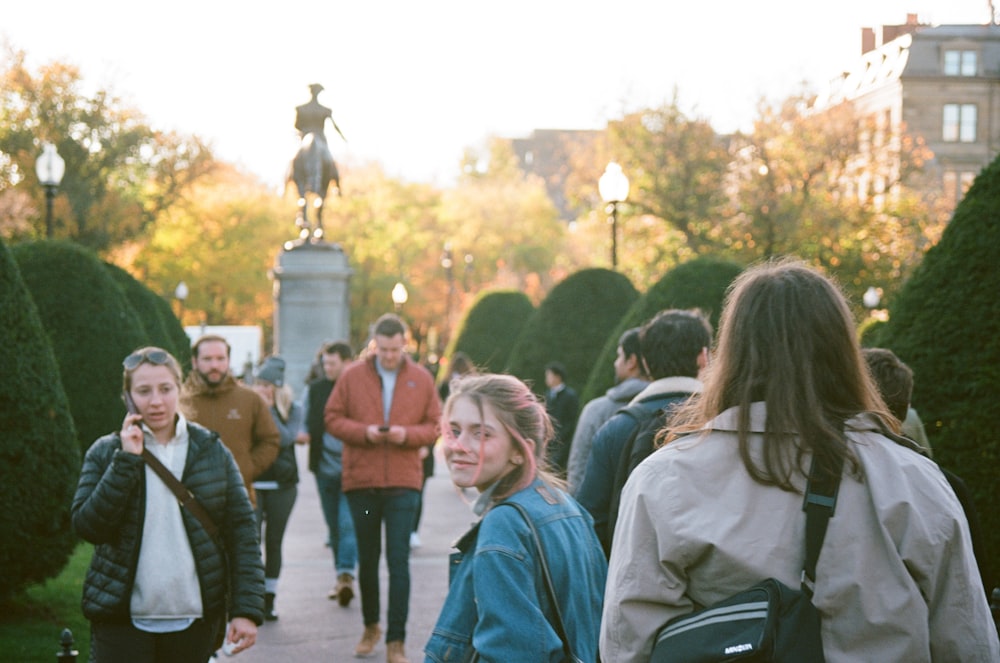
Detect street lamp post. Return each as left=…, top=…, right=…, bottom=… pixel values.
left=599, top=161, right=630, bottom=270
left=441, top=244, right=455, bottom=331
left=35, top=143, right=66, bottom=239
left=174, top=281, right=189, bottom=321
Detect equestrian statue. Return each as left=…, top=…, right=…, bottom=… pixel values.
left=286, top=83, right=345, bottom=241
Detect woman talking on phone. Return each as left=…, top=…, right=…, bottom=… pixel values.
left=72, top=347, right=264, bottom=662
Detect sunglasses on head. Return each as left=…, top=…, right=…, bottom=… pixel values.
left=123, top=350, right=171, bottom=370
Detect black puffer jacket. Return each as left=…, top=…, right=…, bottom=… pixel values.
left=71, top=420, right=264, bottom=624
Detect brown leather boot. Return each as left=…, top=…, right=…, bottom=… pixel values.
left=336, top=572, right=355, bottom=607
left=386, top=640, right=410, bottom=663
left=355, top=624, right=382, bottom=657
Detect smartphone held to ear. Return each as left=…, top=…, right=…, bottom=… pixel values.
left=123, top=391, right=139, bottom=415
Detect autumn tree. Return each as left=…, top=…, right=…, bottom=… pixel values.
left=124, top=164, right=289, bottom=334
left=728, top=92, right=945, bottom=307
left=0, top=46, right=214, bottom=250
left=441, top=138, right=569, bottom=299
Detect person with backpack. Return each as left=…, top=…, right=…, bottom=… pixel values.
left=566, top=327, right=649, bottom=495
left=601, top=260, right=998, bottom=662
left=576, top=309, right=711, bottom=556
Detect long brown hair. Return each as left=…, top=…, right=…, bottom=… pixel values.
left=670, top=259, right=889, bottom=489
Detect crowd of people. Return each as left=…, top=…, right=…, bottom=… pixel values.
left=71, top=260, right=999, bottom=663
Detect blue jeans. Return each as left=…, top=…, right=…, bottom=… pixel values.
left=346, top=488, right=419, bottom=642
left=315, top=473, right=357, bottom=575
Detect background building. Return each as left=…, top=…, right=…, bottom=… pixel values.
left=820, top=13, right=1000, bottom=210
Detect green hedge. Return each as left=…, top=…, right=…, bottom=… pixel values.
left=443, top=289, right=535, bottom=374
left=103, top=262, right=191, bottom=371
left=581, top=257, right=743, bottom=403
left=506, top=268, right=638, bottom=394
left=877, top=158, right=1000, bottom=590
left=0, top=238, right=80, bottom=598
left=12, top=241, right=149, bottom=453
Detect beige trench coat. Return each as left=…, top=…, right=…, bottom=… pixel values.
left=601, top=404, right=998, bottom=663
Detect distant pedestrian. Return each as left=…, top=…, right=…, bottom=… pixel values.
left=251, top=356, right=308, bottom=621
left=425, top=373, right=607, bottom=662
left=181, top=334, right=280, bottom=506
left=602, top=261, right=998, bottom=662
left=543, top=361, right=579, bottom=476
left=566, top=327, right=649, bottom=494
left=576, top=309, right=710, bottom=555
left=72, top=347, right=263, bottom=661
left=302, top=341, right=358, bottom=605
left=325, top=314, right=441, bottom=663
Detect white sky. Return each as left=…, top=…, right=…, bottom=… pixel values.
left=2, top=1, right=992, bottom=188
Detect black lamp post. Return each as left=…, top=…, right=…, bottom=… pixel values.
left=35, top=143, right=65, bottom=239
left=441, top=244, right=455, bottom=330
left=599, top=161, right=630, bottom=270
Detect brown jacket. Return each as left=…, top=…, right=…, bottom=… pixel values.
left=181, top=373, right=280, bottom=505
left=324, top=356, right=440, bottom=492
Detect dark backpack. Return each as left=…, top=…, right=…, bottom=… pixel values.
left=606, top=392, right=692, bottom=553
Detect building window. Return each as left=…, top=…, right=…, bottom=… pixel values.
left=943, top=104, right=977, bottom=142
left=943, top=170, right=977, bottom=205
left=944, top=49, right=977, bottom=76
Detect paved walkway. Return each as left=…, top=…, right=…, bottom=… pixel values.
left=233, top=443, right=474, bottom=662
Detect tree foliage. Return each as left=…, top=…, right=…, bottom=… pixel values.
left=877, top=155, right=1000, bottom=589
left=726, top=93, right=946, bottom=309
left=0, top=46, right=215, bottom=250
left=0, top=237, right=80, bottom=599
left=506, top=268, right=638, bottom=395
left=12, top=241, right=148, bottom=452
left=123, top=164, right=288, bottom=336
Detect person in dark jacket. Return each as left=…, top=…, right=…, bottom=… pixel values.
left=72, top=347, right=264, bottom=662
left=251, top=356, right=308, bottom=621
left=303, top=340, right=358, bottom=605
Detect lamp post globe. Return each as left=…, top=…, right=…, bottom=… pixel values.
left=35, top=143, right=66, bottom=239
left=599, top=161, right=629, bottom=269
left=392, top=282, right=409, bottom=312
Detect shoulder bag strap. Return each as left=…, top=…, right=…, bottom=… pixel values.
left=141, top=448, right=220, bottom=540
left=497, top=501, right=578, bottom=662
left=800, top=454, right=844, bottom=597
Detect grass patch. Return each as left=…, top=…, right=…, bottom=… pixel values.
left=0, top=542, right=91, bottom=662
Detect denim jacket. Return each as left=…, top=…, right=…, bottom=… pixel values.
left=424, top=479, right=607, bottom=663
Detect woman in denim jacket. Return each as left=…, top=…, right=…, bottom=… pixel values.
left=424, top=374, right=607, bottom=663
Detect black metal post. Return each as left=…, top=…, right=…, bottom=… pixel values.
left=44, top=184, right=56, bottom=239
left=609, top=202, right=619, bottom=270
left=57, top=628, right=78, bottom=662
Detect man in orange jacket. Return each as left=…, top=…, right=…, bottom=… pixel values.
left=325, top=314, right=440, bottom=663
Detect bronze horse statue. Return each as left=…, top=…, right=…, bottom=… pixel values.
left=286, top=84, right=345, bottom=241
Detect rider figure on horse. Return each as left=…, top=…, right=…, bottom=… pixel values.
left=296, top=83, right=346, bottom=144
left=289, top=83, right=344, bottom=241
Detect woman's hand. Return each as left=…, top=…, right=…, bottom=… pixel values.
left=225, top=617, right=258, bottom=654
left=120, top=413, right=144, bottom=455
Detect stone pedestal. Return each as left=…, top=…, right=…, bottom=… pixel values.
left=271, top=240, right=352, bottom=396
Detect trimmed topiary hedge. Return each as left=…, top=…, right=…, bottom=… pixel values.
left=0, top=238, right=80, bottom=599
left=103, top=262, right=191, bottom=372
left=580, top=257, right=744, bottom=403
left=878, top=158, right=1000, bottom=591
left=12, top=241, right=149, bottom=453
left=506, top=268, right=638, bottom=395
left=443, top=289, right=535, bottom=374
